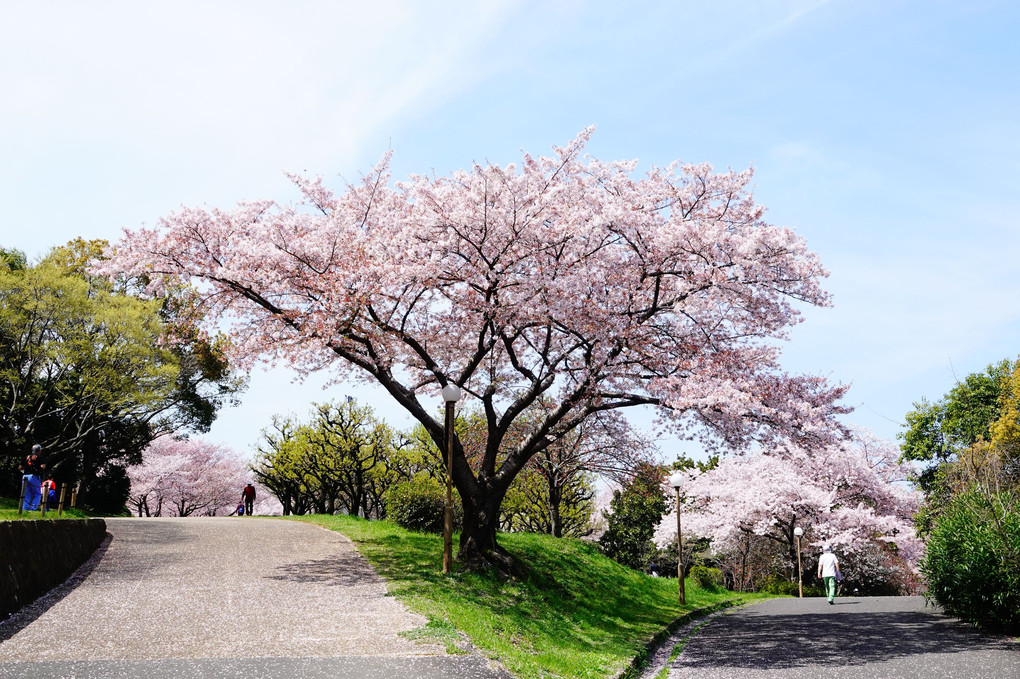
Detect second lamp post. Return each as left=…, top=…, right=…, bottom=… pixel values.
left=442, top=384, right=461, bottom=574
left=669, top=472, right=686, bottom=605
left=794, top=526, right=804, bottom=598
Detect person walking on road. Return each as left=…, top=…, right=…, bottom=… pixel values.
left=817, top=545, right=841, bottom=605
left=242, top=483, right=256, bottom=517
left=18, top=444, right=47, bottom=511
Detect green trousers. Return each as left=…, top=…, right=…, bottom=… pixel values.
left=823, top=576, right=836, bottom=602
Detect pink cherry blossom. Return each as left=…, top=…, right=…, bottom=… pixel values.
left=102, top=131, right=849, bottom=566
left=657, top=429, right=922, bottom=579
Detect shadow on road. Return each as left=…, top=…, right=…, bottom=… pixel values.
left=267, top=554, right=380, bottom=587
left=0, top=534, right=111, bottom=643
left=681, top=607, right=1015, bottom=670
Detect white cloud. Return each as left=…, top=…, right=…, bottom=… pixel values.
left=0, top=1, right=520, bottom=170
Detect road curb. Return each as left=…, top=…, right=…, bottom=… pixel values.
left=617, top=598, right=747, bottom=679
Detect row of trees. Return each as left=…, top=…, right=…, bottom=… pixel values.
left=1, top=241, right=244, bottom=512
left=125, top=436, right=278, bottom=517
left=657, top=431, right=922, bottom=595
left=248, top=399, right=628, bottom=538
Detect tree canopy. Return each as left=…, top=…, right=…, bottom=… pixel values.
left=102, top=132, right=848, bottom=569
left=900, top=359, right=1011, bottom=491
left=0, top=240, right=243, bottom=506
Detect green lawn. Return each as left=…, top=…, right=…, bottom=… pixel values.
left=290, top=515, right=764, bottom=679
left=0, top=495, right=90, bottom=520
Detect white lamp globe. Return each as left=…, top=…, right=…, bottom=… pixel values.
left=441, top=384, right=462, bottom=403
left=794, top=527, right=804, bottom=537
left=668, top=472, right=685, bottom=489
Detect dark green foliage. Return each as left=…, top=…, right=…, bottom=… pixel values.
left=921, top=489, right=1020, bottom=634
left=385, top=475, right=462, bottom=533
left=0, top=240, right=242, bottom=503
left=672, top=453, right=719, bottom=474
left=0, top=247, right=27, bottom=271
left=689, top=565, right=723, bottom=590
left=78, top=464, right=132, bottom=515
left=599, top=463, right=667, bottom=570
left=759, top=575, right=824, bottom=597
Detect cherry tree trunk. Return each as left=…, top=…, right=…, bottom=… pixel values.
left=457, top=486, right=520, bottom=575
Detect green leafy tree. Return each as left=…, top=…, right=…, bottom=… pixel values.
left=907, top=357, right=1020, bottom=632
left=0, top=241, right=243, bottom=508
left=251, top=416, right=313, bottom=516
left=921, top=488, right=1019, bottom=633
left=500, top=465, right=596, bottom=538
left=900, top=360, right=1009, bottom=493
left=252, top=400, right=397, bottom=516
left=599, top=463, right=668, bottom=570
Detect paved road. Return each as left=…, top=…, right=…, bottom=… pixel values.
left=0, top=517, right=509, bottom=679
left=665, top=596, right=1019, bottom=679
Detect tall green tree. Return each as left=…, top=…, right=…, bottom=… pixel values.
left=900, top=360, right=1010, bottom=492
left=0, top=241, right=243, bottom=507
left=906, top=357, right=1020, bottom=632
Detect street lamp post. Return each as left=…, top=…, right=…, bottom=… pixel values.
left=794, top=526, right=804, bottom=598
left=669, top=472, right=686, bottom=605
left=441, top=384, right=461, bottom=574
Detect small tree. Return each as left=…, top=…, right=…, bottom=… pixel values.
left=599, top=463, right=668, bottom=570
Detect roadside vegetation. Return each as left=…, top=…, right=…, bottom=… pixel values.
left=0, top=496, right=91, bottom=521
left=293, top=514, right=764, bottom=679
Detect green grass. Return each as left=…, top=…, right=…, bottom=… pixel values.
left=0, top=495, right=91, bottom=521
left=290, top=514, right=763, bottom=679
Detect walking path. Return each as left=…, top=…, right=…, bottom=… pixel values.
left=653, top=596, right=1019, bottom=679
left=0, top=517, right=509, bottom=678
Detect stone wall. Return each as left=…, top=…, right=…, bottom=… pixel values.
left=0, top=519, right=107, bottom=621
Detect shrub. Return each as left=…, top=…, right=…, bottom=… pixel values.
left=761, top=577, right=799, bottom=597
left=384, top=475, right=462, bottom=534
left=921, top=488, right=1020, bottom=634
left=690, top=565, right=723, bottom=590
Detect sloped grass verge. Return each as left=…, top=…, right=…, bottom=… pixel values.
left=291, top=514, right=760, bottom=679
left=0, top=496, right=91, bottom=521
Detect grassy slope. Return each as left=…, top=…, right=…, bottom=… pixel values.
left=292, top=515, right=763, bottom=679
left=0, top=496, right=91, bottom=521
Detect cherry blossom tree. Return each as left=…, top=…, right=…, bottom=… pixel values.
left=128, top=436, right=273, bottom=516
left=657, top=430, right=922, bottom=590
left=103, top=130, right=848, bottom=571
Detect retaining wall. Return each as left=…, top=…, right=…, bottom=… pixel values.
left=0, top=519, right=107, bottom=621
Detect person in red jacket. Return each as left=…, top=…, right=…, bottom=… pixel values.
left=242, top=483, right=256, bottom=517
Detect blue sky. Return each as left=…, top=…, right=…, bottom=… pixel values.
left=2, top=0, right=1018, bottom=459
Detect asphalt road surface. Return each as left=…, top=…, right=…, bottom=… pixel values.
left=665, top=596, right=1019, bottom=679
left=0, top=517, right=510, bottom=679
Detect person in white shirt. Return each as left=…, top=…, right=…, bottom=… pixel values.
left=817, top=546, right=841, bottom=605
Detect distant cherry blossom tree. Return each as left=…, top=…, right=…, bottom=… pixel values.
left=104, top=130, right=848, bottom=570
left=128, top=436, right=274, bottom=516
left=657, top=430, right=922, bottom=590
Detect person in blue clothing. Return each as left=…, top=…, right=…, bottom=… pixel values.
left=18, top=444, right=46, bottom=511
